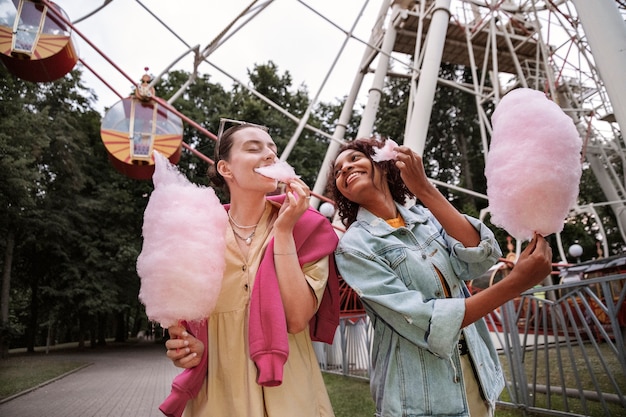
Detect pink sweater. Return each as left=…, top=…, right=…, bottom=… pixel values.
left=159, top=196, right=339, bottom=417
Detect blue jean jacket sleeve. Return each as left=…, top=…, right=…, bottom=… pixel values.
left=438, top=214, right=502, bottom=280
left=336, top=248, right=449, bottom=347
left=335, top=206, right=502, bottom=359
left=336, top=245, right=467, bottom=358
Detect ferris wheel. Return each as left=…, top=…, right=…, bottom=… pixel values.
left=2, top=0, right=625, bottom=259
left=309, top=0, right=626, bottom=261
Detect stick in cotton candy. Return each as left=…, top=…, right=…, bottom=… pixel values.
left=485, top=88, right=582, bottom=241
left=137, top=151, right=228, bottom=328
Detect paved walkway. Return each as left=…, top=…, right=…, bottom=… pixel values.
left=0, top=340, right=180, bottom=417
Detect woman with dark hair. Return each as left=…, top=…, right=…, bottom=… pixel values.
left=161, top=121, right=337, bottom=417
left=327, top=137, right=552, bottom=417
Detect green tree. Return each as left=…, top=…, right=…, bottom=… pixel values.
left=162, top=62, right=334, bottom=191
left=230, top=61, right=328, bottom=187
left=1, top=66, right=57, bottom=356
left=560, top=165, right=621, bottom=259
left=0, top=66, right=154, bottom=353
left=156, top=70, right=230, bottom=185
left=375, top=64, right=488, bottom=210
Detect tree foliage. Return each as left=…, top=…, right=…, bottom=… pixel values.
left=0, top=60, right=340, bottom=353
left=376, top=63, right=489, bottom=211
left=0, top=54, right=620, bottom=355
left=0, top=66, right=152, bottom=353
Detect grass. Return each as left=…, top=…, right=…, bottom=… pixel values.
left=322, top=371, right=528, bottom=417
left=498, top=341, right=626, bottom=417
left=1, top=342, right=622, bottom=417
left=322, top=372, right=376, bottom=416
left=322, top=340, right=625, bottom=417
left=0, top=353, right=89, bottom=400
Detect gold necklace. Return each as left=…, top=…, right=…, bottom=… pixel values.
left=231, top=227, right=256, bottom=245
left=228, top=211, right=258, bottom=229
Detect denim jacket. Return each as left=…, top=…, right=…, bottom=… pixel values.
left=335, top=202, right=504, bottom=417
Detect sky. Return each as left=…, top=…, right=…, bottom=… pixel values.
left=54, top=0, right=385, bottom=116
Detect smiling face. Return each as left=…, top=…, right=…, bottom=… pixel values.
left=217, top=126, right=279, bottom=195
left=328, top=137, right=414, bottom=227
left=333, top=148, right=387, bottom=207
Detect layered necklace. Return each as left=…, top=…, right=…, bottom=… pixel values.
left=228, top=211, right=258, bottom=245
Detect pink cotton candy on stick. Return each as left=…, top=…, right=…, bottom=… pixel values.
left=137, top=151, right=228, bottom=328
left=255, top=160, right=300, bottom=182
left=485, top=88, right=582, bottom=241
left=372, top=139, right=399, bottom=162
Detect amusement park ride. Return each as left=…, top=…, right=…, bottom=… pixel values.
left=1, top=0, right=625, bottom=287
left=4, top=7, right=625, bottom=412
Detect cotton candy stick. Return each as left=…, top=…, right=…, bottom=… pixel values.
left=137, top=151, right=228, bottom=328
left=255, top=160, right=300, bottom=182
left=485, top=88, right=582, bottom=241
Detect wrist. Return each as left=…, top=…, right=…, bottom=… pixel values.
left=414, top=182, right=439, bottom=202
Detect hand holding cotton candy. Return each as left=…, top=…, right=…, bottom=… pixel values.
left=372, top=138, right=399, bottom=162
left=485, top=88, right=582, bottom=241
left=137, top=151, right=228, bottom=328
left=254, top=160, right=300, bottom=182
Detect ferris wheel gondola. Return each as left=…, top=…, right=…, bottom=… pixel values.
left=0, top=0, right=78, bottom=82
left=100, top=74, right=184, bottom=180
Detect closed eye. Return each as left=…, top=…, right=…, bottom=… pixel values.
left=243, top=141, right=277, bottom=155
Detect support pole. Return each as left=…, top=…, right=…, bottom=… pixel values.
left=310, top=0, right=393, bottom=207
left=403, top=0, right=451, bottom=155
left=571, top=0, right=626, bottom=247
left=571, top=0, right=626, bottom=142
left=356, top=2, right=403, bottom=138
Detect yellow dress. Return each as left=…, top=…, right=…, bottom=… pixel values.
left=182, top=200, right=335, bottom=417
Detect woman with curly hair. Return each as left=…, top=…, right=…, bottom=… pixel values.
left=327, top=137, right=552, bottom=417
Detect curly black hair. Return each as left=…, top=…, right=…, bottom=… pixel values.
left=326, top=137, right=414, bottom=227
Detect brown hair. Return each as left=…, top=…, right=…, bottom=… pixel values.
left=326, top=137, right=414, bottom=227
left=207, top=123, right=268, bottom=192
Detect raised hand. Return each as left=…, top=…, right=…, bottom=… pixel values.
left=275, top=178, right=311, bottom=232
left=394, top=146, right=432, bottom=199
left=508, top=233, right=553, bottom=291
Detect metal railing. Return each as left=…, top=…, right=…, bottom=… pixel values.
left=315, top=274, right=626, bottom=416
